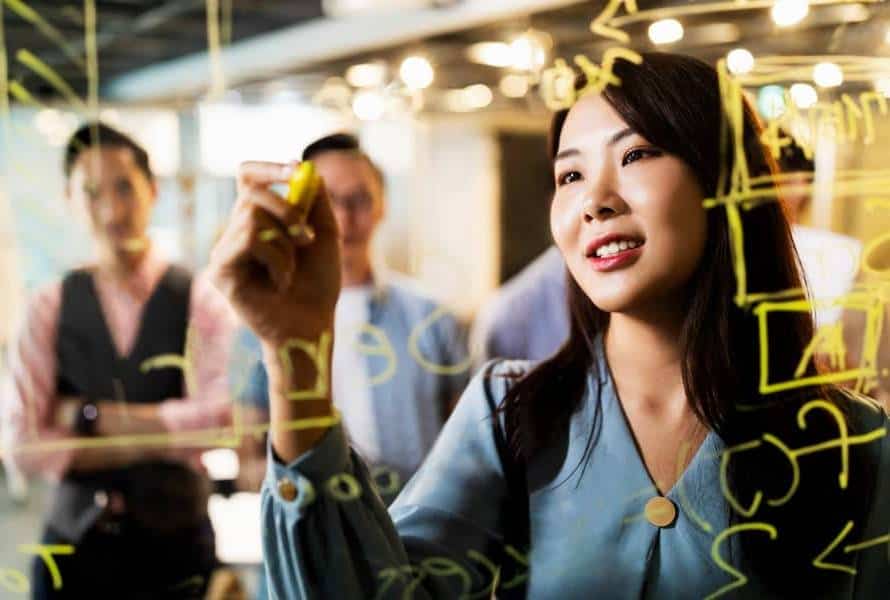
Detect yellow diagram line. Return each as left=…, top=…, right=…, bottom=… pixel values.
left=15, top=49, right=85, bottom=108
left=205, top=0, right=225, bottom=100
left=84, top=0, right=98, bottom=119
left=0, top=0, right=8, bottom=146
left=610, top=0, right=879, bottom=28
left=5, top=414, right=341, bottom=457
left=4, top=0, right=84, bottom=69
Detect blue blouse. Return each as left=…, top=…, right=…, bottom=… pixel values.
left=261, top=350, right=890, bottom=599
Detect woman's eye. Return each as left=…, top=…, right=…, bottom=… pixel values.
left=621, top=147, right=662, bottom=167
left=557, top=171, right=582, bottom=186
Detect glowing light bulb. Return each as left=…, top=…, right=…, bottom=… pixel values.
left=648, top=19, right=684, bottom=45
left=771, top=0, right=809, bottom=27
left=727, top=48, right=754, bottom=75
left=813, top=62, right=843, bottom=88
left=399, top=56, right=434, bottom=90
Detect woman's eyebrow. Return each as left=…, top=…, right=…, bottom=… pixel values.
left=553, top=148, right=580, bottom=164
left=607, top=127, right=636, bottom=146
left=554, top=127, right=638, bottom=164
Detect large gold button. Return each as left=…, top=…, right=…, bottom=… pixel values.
left=278, top=478, right=298, bottom=502
left=644, top=496, right=677, bottom=528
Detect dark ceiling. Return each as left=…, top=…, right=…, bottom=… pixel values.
left=2, top=0, right=324, bottom=100
left=5, top=1, right=890, bottom=108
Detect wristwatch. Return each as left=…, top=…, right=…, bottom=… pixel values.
left=74, top=401, right=100, bottom=436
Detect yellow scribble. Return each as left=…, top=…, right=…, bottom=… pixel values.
left=794, top=322, right=847, bottom=378
left=844, top=532, right=890, bottom=554
left=325, top=473, right=362, bottom=502
left=466, top=549, right=500, bottom=599
left=15, top=49, right=85, bottom=108
left=538, top=48, right=643, bottom=111
left=369, top=465, right=401, bottom=497
left=277, top=331, right=332, bottom=401
left=18, top=544, right=74, bottom=591
left=813, top=520, right=857, bottom=575
left=759, top=415, right=884, bottom=508
left=0, top=568, right=28, bottom=593
left=205, top=0, right=226, bottom=100
left=354, top=323, right=398, bottom=386
left=0, top=0, right=8, bottom=145
left=540, top=58, right=577, bottom=111
left=407, top=307, right=471, bottom=377
left=754, top=295, right=883, bottom=394
left=705, top=523, right=777, bottom=600
left=720, top=440, right=764, bottom=517
left=421, top=557, right=472, bottom=598
left=589, top=0, right=638, bottom=44
left=84, top=0, right=98, bottom=122
left=500, top=545, right=529, bottom=590
left=4, top=0, right=84, bottom=69
left=610, top=0, right=878, bottom=30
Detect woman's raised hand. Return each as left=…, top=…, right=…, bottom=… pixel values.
left=209, top=161, right=341, bottom=348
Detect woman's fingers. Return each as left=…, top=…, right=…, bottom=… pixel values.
left=210, top=201, right=294, bottom=296
left=303, top=179, right=339, bottom=243
left=237, top=161, right=295, bottom=194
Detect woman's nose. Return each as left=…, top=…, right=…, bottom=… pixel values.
left=582, top=192, right=623, bottom=223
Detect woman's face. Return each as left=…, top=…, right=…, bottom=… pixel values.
left=550, top=94, right=708, bottom=316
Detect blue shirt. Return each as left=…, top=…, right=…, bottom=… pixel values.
left=260, top=341, right=890, bottom=599
left=235, top=278, right=469, bottom=487
left=471, top=246, right=569, bottom=364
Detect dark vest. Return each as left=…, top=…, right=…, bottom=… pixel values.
left=56, top=266, right=190, bottom=404
left=47, top=266, right=209, bottom=542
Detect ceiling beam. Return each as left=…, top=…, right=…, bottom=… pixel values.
left=105, top=0, right=588, bottom=102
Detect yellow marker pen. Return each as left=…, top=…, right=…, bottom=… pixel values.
left=285, top=161, right=321, bottom=239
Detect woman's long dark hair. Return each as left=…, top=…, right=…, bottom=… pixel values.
left=501, top=53, right=879, bottom=595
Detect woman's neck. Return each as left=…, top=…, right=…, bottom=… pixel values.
left=604, top=308, right=688, bottom=418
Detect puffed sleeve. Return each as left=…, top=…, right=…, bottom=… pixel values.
left=260, top=360, right=529, bottom=599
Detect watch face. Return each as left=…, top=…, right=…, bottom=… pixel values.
left=83, top=403, right=99, bottom=422
left=77, top=402, right=99, bottom=436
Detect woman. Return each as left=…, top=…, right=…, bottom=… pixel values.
left=209, top=53, right=890, bottom=599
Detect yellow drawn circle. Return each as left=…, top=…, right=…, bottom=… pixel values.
left=326, top=473, right=363, bottom=502
left=0, top=569, right=29, bottom=594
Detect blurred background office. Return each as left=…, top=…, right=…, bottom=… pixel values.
left=3, top=0, right=890, bottom=597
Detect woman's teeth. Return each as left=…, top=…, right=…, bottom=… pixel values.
left=595, top=239, right=641, bottom=258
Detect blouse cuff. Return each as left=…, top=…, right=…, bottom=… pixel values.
left=265, top=424, right=352, bottom=514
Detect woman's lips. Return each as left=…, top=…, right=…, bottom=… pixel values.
left=587, top=245, right=643, bottom=272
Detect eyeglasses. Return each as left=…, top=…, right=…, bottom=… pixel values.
left=329, top=192, right=373, bottom=212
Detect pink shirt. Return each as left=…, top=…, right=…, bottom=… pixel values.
left=2, top=247, right=235, bottom=479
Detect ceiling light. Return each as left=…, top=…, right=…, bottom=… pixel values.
left=399, top=56, right=434, bottom=90
left=510, top=31, right=550, bottom=71
left=464, top=84, right=493, bottom=109
left=467, top=42, right=513, bottom=68
left=789, top=83, right=818, bottom=108
left=444, top=84, right=493, bottom=112
left=726, top=48, right=754, bottom=75
left=346, top=62, right=387, bottom=88
left=813, top=62, right=843, bottom=88
left=648, top=19, right=684, bottom=45
left=352, top=89, right=386, bottom=120
left=771, top=0, right=809, bottom=27
left=499, top=74, right=529, bottom=98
